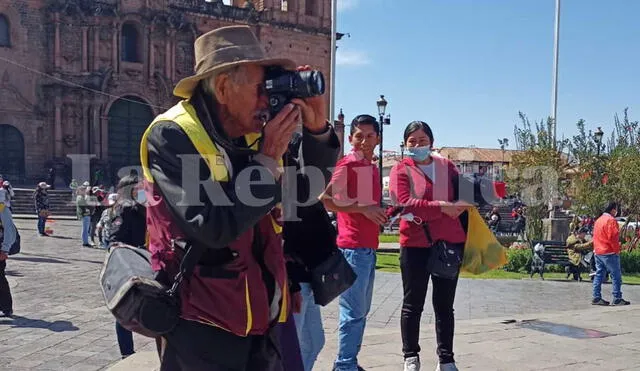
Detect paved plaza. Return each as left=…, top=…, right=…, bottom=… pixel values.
left=2, top=218, right=640, bottom=370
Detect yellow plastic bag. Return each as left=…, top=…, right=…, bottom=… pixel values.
left=461, top=208, right=508, bottom=275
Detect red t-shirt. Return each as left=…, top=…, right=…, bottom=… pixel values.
left=328, top=151, right=381, bottom=249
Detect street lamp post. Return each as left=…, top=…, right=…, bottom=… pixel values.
left=594, top=126, right=604, bottom=156
left=400, top=142, right=405, bottom=160
left=376, top=95, right=388, bottom=205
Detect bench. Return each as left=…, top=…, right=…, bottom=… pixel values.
left=529, top=240, right=571, bottom=279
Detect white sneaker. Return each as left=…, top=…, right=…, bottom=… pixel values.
left=404, top=356, right=420, bottom=371
left=435, top=363, right=458, bottom=371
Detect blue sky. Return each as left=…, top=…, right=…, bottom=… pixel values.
left=334, top=0, right=640, bottom=154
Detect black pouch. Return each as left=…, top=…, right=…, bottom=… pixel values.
left=309, top=250, right=357, bottom=306
left=421, top=224, right=463, bottom=280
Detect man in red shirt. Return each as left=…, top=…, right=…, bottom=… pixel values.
left=592, top=202, right=630, bottom=306
left=321, top=114, right=388, bottom=371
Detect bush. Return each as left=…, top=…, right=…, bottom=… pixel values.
left=504, top=248, right=531, bottom=273
left=497, top=235, right=518, bottom=247
left=621, top=249, right=640, bottom=273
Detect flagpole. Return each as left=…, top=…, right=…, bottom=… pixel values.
left=329, top=0, right=338, bottom=126
left=551, top=0, right=560, bottom=147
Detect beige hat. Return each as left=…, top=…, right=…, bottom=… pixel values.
left=173, top=25, right=296, bottom=99
left=38, top=182, right=50, bottom=189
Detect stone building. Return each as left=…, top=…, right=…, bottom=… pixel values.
left=0, top=0, right=340, bottom=186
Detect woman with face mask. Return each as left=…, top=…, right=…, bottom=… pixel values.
left=389, top=121, right=471, bottom=371
left=106, top=174, right=148, bottom=359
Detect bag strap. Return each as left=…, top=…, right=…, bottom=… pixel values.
left=167, top=239, right=205, bottom=297
left=421, top=223, right=433, bottom=244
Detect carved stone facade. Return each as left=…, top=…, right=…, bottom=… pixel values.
left=0, top=0, right=332, bottom=185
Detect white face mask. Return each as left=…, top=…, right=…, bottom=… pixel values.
left=136, top=189, right=146, bottom=204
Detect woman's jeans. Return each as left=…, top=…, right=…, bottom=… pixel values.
left=115, top=322, right=134, bottom=357
left=37, top=216, right=47, bottom=235
left=293, top=283, right=325, bottom=371
left=81, top=216, right=91, bottom=244
left=400, top=247, right=459, bottom=364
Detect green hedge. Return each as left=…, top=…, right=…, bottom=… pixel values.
left=504, top=248, right=640, bottom=274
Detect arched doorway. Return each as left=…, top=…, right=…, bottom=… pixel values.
left=107, top=96, right=154, bottom=183
left=0, top=124, right=25, bottom=182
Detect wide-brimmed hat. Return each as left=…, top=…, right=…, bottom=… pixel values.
left=173, top=25, right=296, bottom=99
left=38, top=182, right=50, bottom=189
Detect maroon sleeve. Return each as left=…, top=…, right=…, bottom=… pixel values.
left=389, top=162, right=443, bottom=222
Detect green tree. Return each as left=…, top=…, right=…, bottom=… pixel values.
left=506, top=113, right=570, bottom=241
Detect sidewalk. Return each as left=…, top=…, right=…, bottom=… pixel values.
left=109, top=305, right=640, bottom=370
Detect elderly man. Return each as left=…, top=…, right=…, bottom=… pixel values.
left=140, top=25, right=340, bottom=370
left=565, top=227, right=593, bottom=281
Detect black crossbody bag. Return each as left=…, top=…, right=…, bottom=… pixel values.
left=421, top=223, right=463, bottom=280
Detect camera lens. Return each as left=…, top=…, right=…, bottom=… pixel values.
left=295, top=70, right=325, bottom=97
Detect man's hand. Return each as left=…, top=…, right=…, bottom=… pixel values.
left=260, top=103, right=301, bottom=160
left=0, top=252, right=7, bottom=261
left=360, top=205, right=388, bottom=226
left=290, top=65, right=327, bottom=133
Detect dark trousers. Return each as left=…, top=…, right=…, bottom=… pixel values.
left=0, top=260, right=12, bottom=313
left=400, top=247, right=459, bottom=364
left=37, top=216, right=47, bottom=235
left=278, top=314, right=304, bottom=371
left=115, top=321, right=135, bottom=357
left=159, top=319, right=283, bottom=371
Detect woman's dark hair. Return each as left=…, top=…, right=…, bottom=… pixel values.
left=114, top=175, right=139, bottom=212
left=350, top=114, right=380, bottom=135
left=403, top=121, right=434, bottom=143
left=603, top=201, right=619, bottom=215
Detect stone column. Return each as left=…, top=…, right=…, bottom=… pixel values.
left=101, top=114, right=109, bottom=160
left=147, top=26, right=154, bottom=80
left=81, top=99, right=90, bottom=153
left=93, top=25, right=100, bottom=71
left=170, top=30, right=176, bottom=81
left=92, top=101, right=102, bottom=157
left=112, top=22, right=119, bottom=73
left=54, top=96, right=63, bottom=157
left=54, top=13, right=61, bottom=69
left=82, top=26, right=89, bottom=72
left=164, top=30, right=172, bottom=79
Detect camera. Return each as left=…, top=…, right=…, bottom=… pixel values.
left=264, top=67, right=325, bottom=118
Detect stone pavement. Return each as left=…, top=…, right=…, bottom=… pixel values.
left=2, top=218, right=640, bottom=370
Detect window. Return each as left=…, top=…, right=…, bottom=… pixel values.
left=0, top=14, right=10, bottom=47
left=305, top=0, right=316, bottom=16
left=281, top=0, right=288, bottom=11
left=121, top=23, right=140, bottom=62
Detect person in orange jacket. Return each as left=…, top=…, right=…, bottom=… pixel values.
left=591, top=202, right=630, bottom=306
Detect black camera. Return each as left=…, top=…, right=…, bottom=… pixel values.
left=264, top=67, right=325, bottom=118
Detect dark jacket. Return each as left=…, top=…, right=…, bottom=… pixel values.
left=282, top=135, right=340, bottom=285
left=143, top=87, right=339, bottom=365
left=107, top=200, right=147, bottom=247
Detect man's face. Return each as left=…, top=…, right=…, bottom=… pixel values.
left=215, top=64, right=269, bottom=137
left=349, top=124, right=379, bottom=159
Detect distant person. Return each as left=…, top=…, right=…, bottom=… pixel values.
left=592, top=202, right=630, bottom=306
left=0, top=183, right=16, bottom=317
left=107, top=175, right=147, bottom=359
left=34, top=182, right=51, bottom=236
left=47, top=167, right=56, bottom=190
left=565, top=227, right=593, bottom=281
